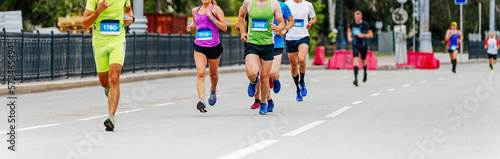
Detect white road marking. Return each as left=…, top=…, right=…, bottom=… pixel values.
left=154, top=102, right=175, bottom=107
left=282, top=83, right=291, bottom=87
left=79, top=109, right=144, bottom=121
left=351, top=101, right=363, bottom=105
left=0, top=124, right=61, bottom=134
left=438, top=77, right=446, bottom=80
left=326, top=106, right=352, bottom=118
left=420, top=80, right=427, bottom=83
left=282, top=120, right=326, bottom=136
left=371, top=93, right=381, bottom=97
left=311, top=79, right=322, bottom=82
left=402, top=84, right=410, bottom=87
left=216, top=140, right=279, bottom=159
left=458, top=75, right=465, bottom=78
left=388, top=88, right=395, bottom=91
left=341, top=76, right=349, bottom=79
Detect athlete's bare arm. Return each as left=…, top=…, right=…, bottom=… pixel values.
left=83, top=0, right=114, bottom=29
left=208, top=6, right=228, bottom=32
left=276, top=15, right=294, bottom=36
left=187, top=8, right=197, bottom=32
left=123, top=5, right=133, bottom=26
left=347, top=28, right=353, bottom=42
left=271, top=0, right=285, bottom=33
left=237, top=0, right=251, bottom=42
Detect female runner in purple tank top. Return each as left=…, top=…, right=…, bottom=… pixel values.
left=186, top=0, right=227, bottom=113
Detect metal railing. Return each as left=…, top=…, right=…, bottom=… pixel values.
left=0, top=29, right=291, bottom=83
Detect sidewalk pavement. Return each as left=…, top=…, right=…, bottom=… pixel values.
left=0, top=53, right=487, bottom=96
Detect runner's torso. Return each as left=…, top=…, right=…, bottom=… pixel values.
left=194, top=5, right=220, bottom=47
left=273, top=1, right=292, bottom=48
left=486, top=37, right=499, bottom=54
left=247, top=0, right=274, bottom=45
left=350, top=21, right=370, bottom=48
left=447, top=29, right=461, bottom=50
left=285, top=0, right=315, bottom=41
left=86, top=0, right=131, bottom=45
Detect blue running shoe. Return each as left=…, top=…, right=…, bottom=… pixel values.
left=208, top=91, right=216, bottom=106
left=299, top=82, right=307, bottom=96
left=248, top=76, right=259, bottom=97
left=273, top=79, right=281, bottom=93
left=267, top=100, right=274, bottom=112
left=259, top=103, right=268, bottom=115
left=296, top=90, right=303, bottom=101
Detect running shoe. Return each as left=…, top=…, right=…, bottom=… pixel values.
left=104, top=86, right=110, bottom=97
left=273, top=79, right=281, bottom=93
left=492, top=70, right=495, bottom=74
left=104, top=118, right=114, bottom=131
left=296, top=90, right=303, bottom=101
left=208, top=89, right=216, bottom=106
left=267, top=100, right=274, bottom=112
left=353, top=80, right=359, bottom=87
left=251, top=99, right=260, bottom=109
left=259, top=103, right=268, bottom=115
left=299, top=82, right=307, bottom=96
left=248, top=76, right=259, bottom=97
left=197, top=101, right=207, bottom=113
left=452, top=68, right=456, bottom=73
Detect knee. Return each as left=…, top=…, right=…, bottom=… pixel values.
left=209, top=72, right=218, bottom=80
left=299, top=58, right=306, bottom=65
left=109, top=74, right=119, bottom=86
left=197, top=70, right=206, bottom=78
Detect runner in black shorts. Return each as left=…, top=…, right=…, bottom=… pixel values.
left=348, top=11, right=373, bottom=87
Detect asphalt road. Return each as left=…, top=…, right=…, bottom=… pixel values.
left=1, top=63, right=500, bottom=159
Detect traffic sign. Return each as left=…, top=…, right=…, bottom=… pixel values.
left=392, top=8, right=409, bottom=24
left=455, top=0, right=466, bottom=5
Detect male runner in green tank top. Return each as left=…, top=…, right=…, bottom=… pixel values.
left=83, top=0, right=134, bottom=131
left=237, top=0, right=285, bottom=115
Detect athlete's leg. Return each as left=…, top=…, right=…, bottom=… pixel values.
left=98, top=72, right=109, bottom=88
left=288, top=52, right=300, bottom=90
left=298, top=44, right=309, bottom=77
left=208, top=57, right=220, bottom=93
left=108, top=64, right=123, bottom=116
left=270, top=54, right=282, bottom=80
left=259, top=59, right=273, bottom=106
left=246, top=55, right=260, bottom=82
left=194, top=51, right=208, bottom=101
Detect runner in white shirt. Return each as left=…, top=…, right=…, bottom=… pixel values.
left=484, top=31, right=499, bottom=73
left=285, top=0, right=316, bottom=101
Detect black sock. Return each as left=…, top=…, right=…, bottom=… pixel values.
left=452, top=59, right=457, bottom=70
left=299, top=72, right=305, bottom=83
left=293, top=75, right=300, bottom=90
left=255, top=99, right=260, bottom=103
left=490, top=64, right=493, bottom=70
left=354, top=67, right=359, bottom=81
left=268, top=99, right=273, bottom=103
left=363, top=65, right=367, bottom=73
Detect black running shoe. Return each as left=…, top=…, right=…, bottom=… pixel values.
left=197, top=101, right=207, bottom=113
left=353, top=80, right=359, bottom=87
left=104, top=118, right=114, bottom=131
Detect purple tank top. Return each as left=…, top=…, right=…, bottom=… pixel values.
left=194, top=5, right=220, bottom=47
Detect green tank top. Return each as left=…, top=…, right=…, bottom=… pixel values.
left=248, top=0, right=274, bottom=45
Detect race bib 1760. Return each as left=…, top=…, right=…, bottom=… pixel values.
left=100, top=20, right=120, bottom=35
left=353, top=28, right=361, bottom=35
left=252, top=19, right=268, bottom=31
left=294, top=19, right=305, bottom=28
left=196, top=28, right=213, bottom=41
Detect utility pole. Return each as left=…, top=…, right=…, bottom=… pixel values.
left=337, top=0, right=344, bottom=50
